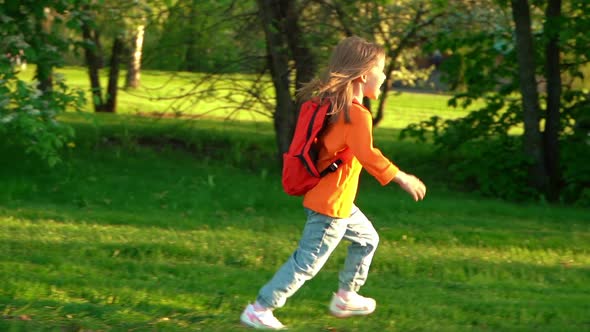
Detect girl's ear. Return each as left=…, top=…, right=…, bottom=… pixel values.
left=355, top=75, right=368, bottom=83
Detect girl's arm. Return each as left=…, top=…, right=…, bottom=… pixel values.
left=345, top=105, right=398, bottom=185
left=346, top=105, right=426, bottom=201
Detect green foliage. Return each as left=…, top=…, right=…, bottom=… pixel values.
left=0, top=1, right=87, bottom=166
left=0, top=65, right=82, bottom=166
left=449, top=137, right=537, bottom=201
left=406, top=0, right=590, bottom=205
left=142, top=0, right=262, bottom=73
left=402, top=94, right=521, bottom=145
left=401, top=111, right=537, bottom=201
left=561, top=137, right=590, bottom=207
left=401, top=91, right=590, bottom=206
left=560, top=96, right=590, bottom=206
left=558, top=90, right=590, bottom=206
left=401, top=94, right=535, bottom=201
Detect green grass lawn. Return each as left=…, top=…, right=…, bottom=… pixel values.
left=17, top=65, right=476, bottom=128
left=1, top=113, right=589, bottom=331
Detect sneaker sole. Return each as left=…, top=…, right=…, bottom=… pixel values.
left=240, top=312, right=287, bottom=330
left=329, top=307, right=375, bottom=318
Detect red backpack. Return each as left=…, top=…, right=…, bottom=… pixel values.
left=282, top=99, right=352, bottom=196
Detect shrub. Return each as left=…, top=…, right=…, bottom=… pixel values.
left=0, top=2, right=86, bottom=167
left=0, top=61, right=84, bottom=167
left=561, top=134, right=590, bottom=207
left=449, top=137, right=538, bottom=201
left=399, top=94, right=590, bottom=204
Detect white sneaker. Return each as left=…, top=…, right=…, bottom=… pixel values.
left=240, top=304, right=286, bottom=330
left=329, top=293, right=376, bottom=318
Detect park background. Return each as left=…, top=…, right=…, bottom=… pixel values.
left=1, top=0, right=589, bottom=331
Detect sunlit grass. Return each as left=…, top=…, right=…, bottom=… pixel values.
left=4, top=67, right=589, bottom=331
left=18, top=65, right=480, bottom=128
left=18, top=63, right=590, bottom=137
left=1, top=113, right=589, bottom=331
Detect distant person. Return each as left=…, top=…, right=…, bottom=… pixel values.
left=240, top=36, right=427, bottom=330
left=431, top=50, right=443, bottom=69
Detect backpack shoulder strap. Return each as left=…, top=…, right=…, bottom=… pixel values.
left=319, top=147, right=353, bottom=177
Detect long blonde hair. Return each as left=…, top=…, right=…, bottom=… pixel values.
left=297, top=36, right=385, bottom=123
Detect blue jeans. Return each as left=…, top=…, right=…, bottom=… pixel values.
left=256, top=206, right=379, bottom=309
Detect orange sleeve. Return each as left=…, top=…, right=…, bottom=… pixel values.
left=345, top=104, right=399, bottom=185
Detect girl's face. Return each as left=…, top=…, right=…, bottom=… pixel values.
left=362, top=56, right=386, bottom=100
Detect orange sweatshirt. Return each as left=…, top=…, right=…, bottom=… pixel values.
left=302, top=101, right=399, bottom=218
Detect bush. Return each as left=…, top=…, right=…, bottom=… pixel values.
left=1, top=2, right=88, bottom=167
left=0, top=61, right=84, bottom=167
left=399, top=94, right=590, bottom=204
left=561, top=135, right=590, bottom=207
left=448, top=137, right=538, bottom=201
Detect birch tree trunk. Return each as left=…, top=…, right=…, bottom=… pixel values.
left=126, top=24, right=144, bottom=89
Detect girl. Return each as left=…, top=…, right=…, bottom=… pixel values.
left=240, top=36, right=426, bottom=330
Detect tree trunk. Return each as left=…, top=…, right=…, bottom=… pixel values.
left=103, top=36, right=124, bottom=113
left=35, top=61, right=53, bottom=95
left=257, top=0, right=297, bottom=159
left=543, top=0, right=562, bottom=201
left=510, top=0, right=549, bottom=193
left=284, top=0, right=316, bottom=145
left=374, top=50, right=399, bottom=126
left=34, top=8, right=53, bottom=94
left=92, top=29, right=105, bottom=69
left=126, top=24, right=144, bottom=89
left=372, top=5, right=428, bottom=127
left=373, top=66, right=395, bottom=126
left=284, top=2, right=315, bottom=93
left=82, top=22, right=105, bottom=112
left=185, top=0, right=198, bottom=72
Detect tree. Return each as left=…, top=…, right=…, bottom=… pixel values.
left=32, top=7, right=55, bottom=94
left=401, top=0, right=589, bottom=203
left=319, top=0, right=446, bottom=126
left=542, top=0, right=563, bottom=201
left=145, top=0, right=250, bottom=73
left=254, top=0, right=450, bottom=156
left=184, top=0, right=201, bottom=72
left=510, top=0, right=549, bottom=194
left=81, top=4, right=125, bottom=113
left=124, top=2, right=149, bottom=89
left=256, top=0, right=315, bottom=157
left=81, top=1, right=150, bottom=111
left=0, top=1, right=86, bottom=166
left=126, top=0, right=271, bottom=123
left=125, top=23, right=145, bottom=89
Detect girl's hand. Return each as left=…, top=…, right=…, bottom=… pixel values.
left=393, top=171, right=427, bottom=201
